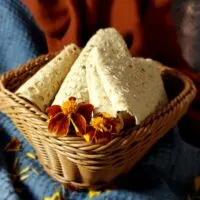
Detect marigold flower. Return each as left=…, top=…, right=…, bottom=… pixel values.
left=83, top=112, right=123, bottom=144
left=46, top=97, right=94, bottom=136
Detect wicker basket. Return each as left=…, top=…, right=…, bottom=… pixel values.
left=0, top=53, right=197, bottom=189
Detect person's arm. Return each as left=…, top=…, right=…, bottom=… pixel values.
left=22, top=0, right=81, bottom=51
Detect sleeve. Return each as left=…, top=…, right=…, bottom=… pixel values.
left=21, top=0, right=69, bottom=37
left=21, top=0, right=81, bottom=51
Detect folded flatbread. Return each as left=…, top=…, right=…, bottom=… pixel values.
left=52, top=28, right=131, bottom=105
left=16, top=44, right=80, bottom=111
left=86, top=61, right=115, bottom=115
left=88, top=48, right=168, bottom=125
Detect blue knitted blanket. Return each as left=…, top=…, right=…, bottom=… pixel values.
left=0, top=0, right=200, bottom=199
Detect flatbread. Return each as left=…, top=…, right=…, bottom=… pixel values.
left=16, top=44, right=80, bottom=111
left=91, top=48, right=168, bottom=125
left=86, top=61, right=115, bottom=115
left=52, top=28, right=131, bottom=105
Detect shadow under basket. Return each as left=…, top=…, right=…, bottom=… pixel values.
left=0, top=53, right=197, bottom=189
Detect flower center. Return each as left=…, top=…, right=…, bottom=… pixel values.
left=62, top=99, right=77, bottom=115
left=90, top=117, right=112, bottom=132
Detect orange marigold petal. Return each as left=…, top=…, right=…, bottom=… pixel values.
left=48, top=113, right=70, bottom=136
left=94, top=112, right=123, bottom=133
left=84, top=126, right=96, bottom=142
left=94, top=131, right=112, bottom=144
left=77, top=103, right=94, bottom=123
left=72, top=113, right=87, bottom=136
left=46, top=105, right=62, bottom=119
left=105, top=118, right=123, bottom=133
left=4, top=137, right=21, bottom=152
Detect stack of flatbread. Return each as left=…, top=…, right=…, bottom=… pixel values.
left=16, top=28, right=167, bottom=125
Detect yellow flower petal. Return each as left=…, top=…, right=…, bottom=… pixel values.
left=62, top=97, right=77, bottom=115
left=83, top=134, right=91, bottom=142
left=88, top=190, right=102, bottom=198
left=26, top=152, right=37, bottom=160
left=90, top=116, right=111, bottom=132
left=19, top=166, right=30, bottom=175
left=20, top=174, right=30, bottom=181
left=84, top=126, right=95, bottom=142
left=43, top=189, right=62, bottom=200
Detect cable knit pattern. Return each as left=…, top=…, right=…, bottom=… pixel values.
left=0, top=0, right=200, bottom=199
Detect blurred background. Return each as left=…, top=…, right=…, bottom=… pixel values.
left=172, top=0, right=200, bottom=73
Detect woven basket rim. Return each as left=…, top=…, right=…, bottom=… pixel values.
left=0, top=55, right=197, bottom=149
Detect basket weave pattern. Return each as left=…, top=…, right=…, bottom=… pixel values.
left=0, top=53, right=197, bottom=189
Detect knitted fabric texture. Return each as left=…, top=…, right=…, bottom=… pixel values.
left=0, top=0, right=200, bottom=200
